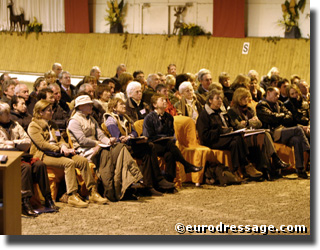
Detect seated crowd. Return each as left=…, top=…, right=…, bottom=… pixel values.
left=0, top=63, right=310, bottom=217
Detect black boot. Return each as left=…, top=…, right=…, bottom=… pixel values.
left=272, top=153, right=291, bottom=169
left=22, top=197, right=38, bottom=217
left=157, top=178, right=175, bottom=189
left=184, top=163, right=203, bottom=173
left=45, top=197, right=60, bottom=211
left=297, top=169, right=308, bottom=179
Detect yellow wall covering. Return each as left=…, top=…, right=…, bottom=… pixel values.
left=0, top=32, right=310, bottom=84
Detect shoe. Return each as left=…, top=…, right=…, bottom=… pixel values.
left=158, top=178, right=175, bottom=189
left=22, top=197, right=38, bottom=217
left=45, top=197, right=60, bottom=211
left=205, top=178, right=215, bottom=185
left=184, top=164, right=203, bottom=173
left=245, top=163, right=263, bottom=178
left=195, top=183, right=201, bottom=187
left=297, top=169, right=308, bottom=179
left=272, top=153, right=290, bottom=169
left=89, top=188, right=108, bottom=205
left=236, top=168, right=244, bottom=180
left=274, top=159, right=291, bottom=169
left=148, top=188, right=163, bottom=196
left=122, top=191, right=139, bottom=201
left=68, top=193, right=89, bottom=208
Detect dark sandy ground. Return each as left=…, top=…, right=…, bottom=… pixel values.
left=21, top=175, right=310, bottom=236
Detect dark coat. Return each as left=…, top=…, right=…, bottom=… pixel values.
left=52, top=103, right=69, bottom=130
left=142, top=111, right=175, bottom=142
left=284, top=98, right=310, bottom=126
left=125, top=98, right=150, bottom=122
left=196, top=104, right=233, bottom=147
left=223, top=85, right=234, bottom=103
left=60, top=84, right=76, bottom=103
left=227, top=106, right=262, bottom=130
left=26, top=96, right=38, bottom=116
left=195, top=85, right=208, bottom=105
left=256, top=99, right=294, bottom=133
left=10, top=110, right=32, bottom=131
left=142, top=86, right=156, bottom=105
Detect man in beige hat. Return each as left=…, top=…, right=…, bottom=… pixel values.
left=68, top=95, right=144, bottom=201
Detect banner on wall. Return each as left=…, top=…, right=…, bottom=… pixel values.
left=213, top=0, right=245, bottom=38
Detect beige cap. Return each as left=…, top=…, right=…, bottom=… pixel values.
left=75, top=95, right=93, bottom=108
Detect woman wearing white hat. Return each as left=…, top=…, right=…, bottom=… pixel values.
left=68, top=94, right=143, bottom=201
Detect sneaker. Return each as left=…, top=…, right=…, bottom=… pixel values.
left=89, top=188, right=108, bottom=205
left=245, top=164, right=263, bottom=178
left=68, top=193, right=89, bottom=208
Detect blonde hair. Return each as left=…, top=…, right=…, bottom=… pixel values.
left=108, top=97, right=125, bottom=112
left=166, top=74, right=176, bottom=86
left=33, top=100, right=52, bottom=119
left=231, top=74, right=250, bottom=90
left=44, top=70, right=56, bottom=79
left=83, top=75, right=96, bottom=84
left=231, top=87, right=251, bottom=107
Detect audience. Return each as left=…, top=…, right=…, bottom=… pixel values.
left=44, top=70, right=57, bottom=85
left=284, top=84, right=310, bottom=137
left=14, top=83, right=36, bottom=115
left=195, top=69, right=212, bottom=105
left=28, top=100, right=107, bottom=208
left=90, top=66, right=102, bottom=85
left=95, top=84, right=112, bottom=112
left=174, top=81, right=202, bottom=121
left=196, top=89, right=262, bottom=180
left=59, top=71, right=76, bottom=103
left=125, top=81, right=150, bottom=122
left=30, top=77, right=47, bottom=100
left=1, top=79, right=16, bottom=105
left=104, top=98, right=175, bottom=195
left=0, top=101, right=58, bottom=216
left=155, top=84, right=178, bottom=117
left=167, top=64, right=177, bottom=77
left=256, top=87, right=310, bottom=178
left=142, top=74, right=160, bottom=105
left=0, top=63, right=310, bottom=215
left=68, top=95, right=143, bottom=201
left=227, top=88, right=290, bottom=179
left=277, top=78, right=290, bottom=103
left=10, top=95, right=32, bottom=131
left=143, top=94, right=203, bottom=183
left=52, top=63, right=63, bottom=85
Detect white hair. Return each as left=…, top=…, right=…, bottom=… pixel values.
left=14, top=83, right=28, bottom=95
left=179, top=81, right=193, bottom=94
left=267, top=67, right=279, bottom=78
left=79, top=83, right=92, bottom=93
left=197, top=69, right=211, bottom=82
left=90, top=66, right=100, bottom=75
left=126, top=81, right=142, bottom=97
left=52, top=63, right=62, bottom=70
left=147, top=74, right=157, bottom=86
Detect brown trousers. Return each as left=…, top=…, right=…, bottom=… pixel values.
left=42, top=154, right=96, bottom=194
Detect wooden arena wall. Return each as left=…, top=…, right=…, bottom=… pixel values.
left=0, top=32, right=310, bottom=83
